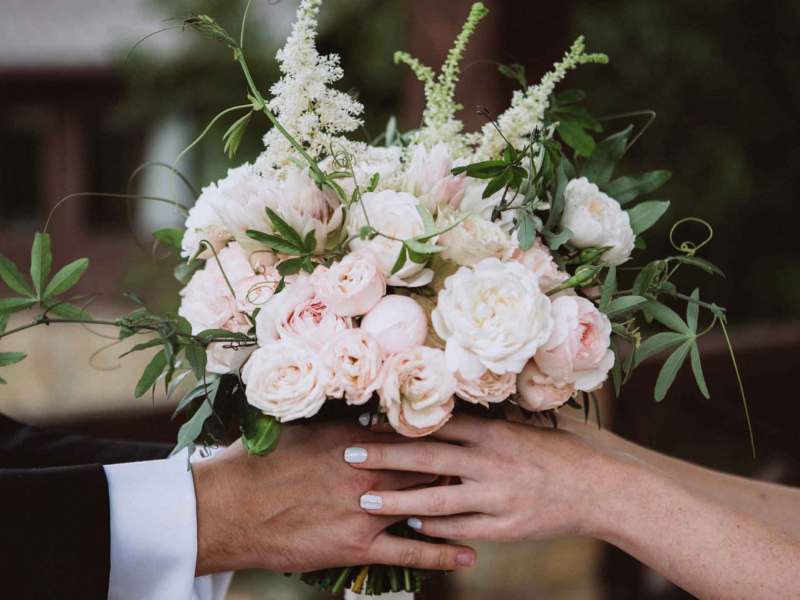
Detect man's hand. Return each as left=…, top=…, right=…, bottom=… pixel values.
left=192, top=421, right=476, bottom=574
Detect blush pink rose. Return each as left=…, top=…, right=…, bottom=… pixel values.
left=513, top=238, right=569, bottom=293
left=311, top=253, right=386, bottom=317
left=516, top=361, right=575, bottom=411
left=322, top=329, right=384, bottom=405
left=534, top=295, right=615, bottom=392
left=360, top=295, right=428, bottom=355
left=455, top=370, right=517, bottom=407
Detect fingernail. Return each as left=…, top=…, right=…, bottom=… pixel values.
left=358, top=412, right=371, bottom=427
left=344, top=447, right=368, bottom=463
left=456, top=553, right=475, bottom=567
left=360, top=494, right=383, bottom=510
left=371, top=413, right=379, bottom=426
left=407, top=517, right=422, bottom=530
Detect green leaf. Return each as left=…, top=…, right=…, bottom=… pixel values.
left=46, top=301, right=90, bottom=320
left=603, top=170, right=671, bottom=205
left=185, top=343, right=207, bottom=379
left=245, top=230, right=304, bottom=255
left=599, top=266, right=617, bottom=312
left=605, top=295, right=647, bottom=318
left=452, top=160, right=506, bottom=179
left=645, top=301, right=691, bottom=333
left=390, top=245, right=408, bottom=275
left=134, top=349, right=167, bottom=398
left=654, top=341, right=692, bottom=402
left=0, top=297, right=37, bottom=315
left=634, top=331, right=687, bottom=366
left=545, top=228, right=572, bottom=251
left=175, top=260, right=203, bottom=284
left=0, top=315, right=7, bottom=335
left=172, top=397, right=214, bottom=456
left=172, top=377, right=220, bottom=419
left=195, top=329, right=251, bottom=344
left=0, top=256, right=33, bottom=296
left=241, top=404, right=281, bottom=455
left=264, top=207, right=304, bottom=249
left=672, top=255, right=725, bottom=277
left=687, top=289, right=700, bottom=333
left=627, top=200, right=670, bottom=235
left=690, top=342, right=710, bottom=399
left=0, top=375, right=6, bottom=385
left=546, top=156, right=570, bottom=231
left=303, top=229, right=317, bottom=253
left=581, top=126, right=633, bottom=186
left=416, top=206, right=436, bottom=235
left=482, top=170, right=512, bottom=198
left=30, top=232, right=52, bottom=299
left=557, top=121, right=595, bottom=157
left=153, top=228, right=184, bottom=252
left=222, top=111, right=252, bottom=159
left=632, top=261, right=663, bottom=296
left=405, top=239, right=442, bottom=256
left=277, top=257, right=305, bottom=276
left=0, top=352, right=26, bottom=367
left=367, top=172, right=380, bottom=192
left=42, top=258, right=89, bottom=300
left=516, top=212, right=536, bottom=251
left=556, top=89, right=585, bottom=105
left=119, top=337, right=164, bottom=358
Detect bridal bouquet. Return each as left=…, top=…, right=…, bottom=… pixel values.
left=0, top=0, right=749, bottom=595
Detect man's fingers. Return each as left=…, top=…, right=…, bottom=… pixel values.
left=344, top=441, right=478, bottom=477
left=405, top=514, right=498, bottom=541
left=358, top=484, right=482, bottom=517
left=369, top=532, right=476, bottom=570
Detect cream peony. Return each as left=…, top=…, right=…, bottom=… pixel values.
left=513, top=238, right=569, bottom=293
left=254, top=273, right=351, bottom=349
left=534, top=295, right=614, bottom=391
left=401, top=143, right=465, bottom=211
left=346, top=190, right=434, bottom=287
left=311, top=252, right=385, bottom=317
left=561, top=177, right=634, bottom=266
left=458, top=179, right=518, bottom=232
left=322, top=329, right=384, bottom=405
left=181, top=191, right=232, bottom=259
left=360, top=295, right=428, bottom=355
left=432, top=258, right=553, bottom=379
left=242, top=338, right=328, bottom=422
left=455, top=370, right=516, bottom=407
left=437, top=208, right=516, bottom=267
left=516, top=361, right=575, bottom=411
left=379, top=346, right=456, bottom=437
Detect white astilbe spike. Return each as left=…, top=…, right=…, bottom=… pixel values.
left=472, top=36, right=608, bottom=161
left=258, top=0, right=364, bottom=172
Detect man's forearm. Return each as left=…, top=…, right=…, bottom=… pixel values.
left=593, top=461, right=800, bottom=599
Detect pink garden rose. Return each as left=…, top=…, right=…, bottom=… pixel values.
left=402, top=143, right=465, bottom=211
left=534, top=295, right=615, bottom=392
left=322, top=329, right=384, bottom=405
left=311, top=253, right=386, bottom=317
left=516, top=361, right=575, bottom=411
left=379, top=346, right=456, bottom=437
left=455, top=370, right=516, bottom=407
left=360, top=295, right=428, bottom=355
left=513, top=238, right=569, bottom=293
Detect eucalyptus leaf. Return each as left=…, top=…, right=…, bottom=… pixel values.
left=516, top=212, right=536, bottom=251
left=0, top=256, right=33, bottom=297
left=134, top=349, right=167, bottom=398
left=43, top=258, right=89, bottom=299
left=30, top=232, right=52, bottom=299
left=627, top=200, right=670, bottom=235
left=390, top=245, right=408, bottom=275
left=654, top=340, right=692, bottom=402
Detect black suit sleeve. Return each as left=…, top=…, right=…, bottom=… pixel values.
left=0, top=414, right=173, bottom=599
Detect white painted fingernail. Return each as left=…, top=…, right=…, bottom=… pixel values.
left=371, top=413, right=379, bottom=426
left=407, top=517, right=422, bottom=530
left=358, top=412, right=371, bottom=427
left=344, top=447, right=368, bottom=464
left=360, top=494, right=383, bottom=510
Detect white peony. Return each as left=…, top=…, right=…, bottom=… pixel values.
left=322, top=329, right=384, bottom=405
left=360, top=295, right=428, bottom=355
left=437, top=208, right=516, bottom=267
left=379, top=346, right=456, bottom=437
left=432, top=258, right=553, bottom=378
left=347, top=190, right=434, bottom=287
left=181, top=191, right=232, bottom=259
left=401, top=143, right=465, bottom=211
left=311, top=252, right=385, bottom=317
left=513, top=237, right=569, bottom=293
left=458, top=179, right=518, bottom=233
left=561, top=177, right=635, bottom=266
left=242, top=338, right=328, bottom=422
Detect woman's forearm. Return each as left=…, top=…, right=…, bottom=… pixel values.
left=594, top=461, right=800, bottom=599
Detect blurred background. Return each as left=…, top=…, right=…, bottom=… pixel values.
left=1, top=0, right=799, bottom=598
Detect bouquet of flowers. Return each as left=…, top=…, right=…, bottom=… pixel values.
left=0, top=0, right=751, bottom=596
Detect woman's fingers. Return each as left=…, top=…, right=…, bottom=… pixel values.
left=429, top=414, right=486, bottom=444
left=374, top=470, right=438, bottom=491
left=369, top=532, right=476, bottom=570
left=405, top=514, right=499, bottom=541
left=358, top=483, right=484, bottom=516
left=344, top=441, right=479, bottom=477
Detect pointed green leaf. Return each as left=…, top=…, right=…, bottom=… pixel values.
left=264, top=207, right=304, bottom=249
left=0, top=256, right=33, bottom=296
left=246, top=230, right=304, bottom=255
left=119, top=337, right=164, bottom=358
left=185, top=343, right=207, bottom=380
left=690, top=342, right=710, bottom=399
left=303, top=229, right=317, bottom=253
left=634, top=331, right=687, bottom=366
left=687, top=289, right=700, bottom=333
left=581, top=126, right=633, bottom=186
left=627, top=200, right=670, bottom=235
left=153, top=228, right=184, bottom=252
left=43, top=258, right=89, bottom=300
left=654, top=340, right=692, bottom=402
left=557, top=120, right=595, bottom=157
left=134, top=349, right=167, bottom=398
left=672, top=255, right=725, bottom=277
left=45, top=301, right=90, bottom=320
left=172, top=377, right=220, bottom=419
left=603, top=170, right=671, bottom=205
left=0, top=314, right=7, bottom=335
left=405, top=239, right=442, bottom=255
left=30, top=232, right=52, bottom=299
left=390, top=245, right=407, bottom=275
left=605, top=295, right=647, bottom=318
left=172, top=399, right=214, bottom=456
left=195, top=329, right=251, bottom=344
left=644, top=301, right=691, bottom=333
left=416, top=206, right=436, bottom=235
left=0, top=352, right=26, bottom=367
left=222, top=111, right=252, bottom=159
left=599, top=266, right=617, bottom=312
left=0, top=297, right=37, bottom=315
left=241, top=404, right=281, bottom=455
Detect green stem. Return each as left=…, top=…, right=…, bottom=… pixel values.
left=720, top=320, right=756, bottom=458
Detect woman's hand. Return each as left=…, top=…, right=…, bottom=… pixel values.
left=343, top=413, right=626, bottom=542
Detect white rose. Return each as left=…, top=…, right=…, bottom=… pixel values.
left=437, top=208, right=516, bottom=267
left=311, top=252, right=385, bottom=317
left=242, top=338, right=328, bottom=422
left=561, top=177, right=635, bottom=266
left=402, top=143, right=465, bottom=211
left=432, top=258, right=553, bottom=378
left=455, top=370, right=516, bottom=407
left=322, top=329, right=384, bottom=405
left=379, top=346, right=456, bottom=437
left=347, top=190, right=434, bottom=287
